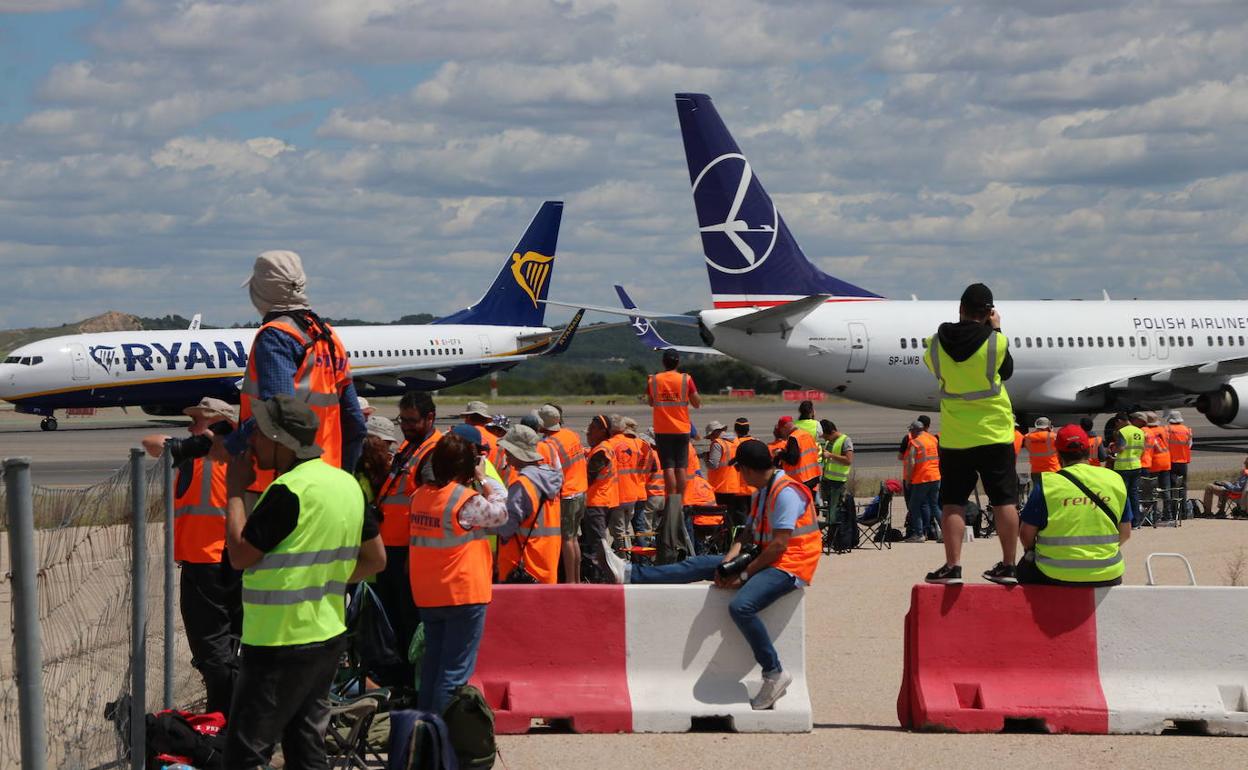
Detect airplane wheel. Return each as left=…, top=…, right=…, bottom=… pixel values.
left=40, top=417, right=58, bottom=431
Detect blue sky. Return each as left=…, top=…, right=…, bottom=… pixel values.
left=2, top=0, right=1248, bottom=328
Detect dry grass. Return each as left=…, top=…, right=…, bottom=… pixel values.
left=1222, top=546, right=1248, bottom=586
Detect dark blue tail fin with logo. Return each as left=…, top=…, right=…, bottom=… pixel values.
left=435, top=201, right=563, bottom=326
left=674, top=93, right=881, bottom=306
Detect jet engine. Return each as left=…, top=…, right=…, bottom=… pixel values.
left=141, top=404, right=189, bottom=417
left=1196, top=377, right=1248, bottom=428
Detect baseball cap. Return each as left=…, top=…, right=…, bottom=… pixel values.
left=1055, top=424, right=1088, bottom=452
left=459, top=401, right=491, bottom=419
left=251, top=395, right=322, bottom=459
left=365, top=415, right=400, bottom=445
left=537, top=404, right=562, bottom=431
left=1034, top=417, right=1051, bottom=429
left=450, top=423, right=485, bottom=448
left=183, top=397, right=238, bottom=423
left=733, top=439, right=773, bottom=471
left=499, top=425, right=544, bottom=463
left=776, top=416, right=794, bottom=429
left=960, top=283, right=994, bottom=309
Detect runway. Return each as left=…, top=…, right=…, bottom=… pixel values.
left=2, top=399, right=1246, bottom=487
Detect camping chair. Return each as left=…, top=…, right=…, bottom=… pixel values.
left=688, top=504, right=732, bottom=555
left=1155, top=475, right=1181, bottom=527
left=326, top=689, right=390, bottom=770
left=1137, top=475, right=1159, bottom=527
left=855, top=484, right=894, bottom=551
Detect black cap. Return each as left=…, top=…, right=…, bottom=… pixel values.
left=252, top=394, right=322, bottom=459
left=960, top=283, right=994, bottom=310
left=732, top=439, right=773, bottom=471
left=661, top=348, right=680, bottom=367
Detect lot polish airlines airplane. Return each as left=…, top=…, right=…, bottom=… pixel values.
left=0, top=202, right=583, bottom=431
left=556, top=94, right=1248, bottom=429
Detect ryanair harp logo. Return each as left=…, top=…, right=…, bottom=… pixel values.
left=511, top=251, right=554, bottom=308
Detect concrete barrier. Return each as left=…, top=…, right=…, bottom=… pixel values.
left=898, top=584, right=1248, bottom=736
left=473, top=583, right=813, bottom=733
left=625, top=585, right=812, bottom=733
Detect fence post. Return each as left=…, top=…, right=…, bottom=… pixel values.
left=162, top=448, right=175, bottom=710
left=5, top=457, right=47, bottom=770
left=129, top=448, right=146, bottom=770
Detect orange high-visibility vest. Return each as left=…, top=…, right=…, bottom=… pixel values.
left=1168, top=424, right=1192, bottom=464
left=904, top=431, right=941, bottom=484
left=496, top=474, right=561, bottom=584
left=648, top=371, right=693, bottom=434
left=685, top=473, right=717, bottom=506
left=780, top=429, right=820, bottom=483
left=1024, top=430, right=1060, bottom=473
left=1088, top=435, right=1104, bottom=467
left=586, top=441, right=619, bottom=509
left=409, top=482, right=492, bottom=607
left=377, top=429, right=441, bottom=547
left=240, top=314, right=352, bottom=491
left=1148, top=426, right=1171, bottom=472
left=1139, top=428, right=1154, bottom=469
left=173, top=456, right=227, bottom=563
left=645, top=453, right=665, bottom=498
left=750, top=473, right=821, bottom=585
left=612, top=434, right=644, bottom=504
left=544, top=428, right=587, bottom=496
left=768, top=439, right=785, bottom=461
left=1014, top=429, right=1024, bottom=455
left=708, top=436, right=745, bottom=494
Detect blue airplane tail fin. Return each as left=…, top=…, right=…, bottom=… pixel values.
left=615, top=285, right=676, bottom=350
left=435, top=201, right=563, bottom=326
left=674, top=93, right=881, bottom=307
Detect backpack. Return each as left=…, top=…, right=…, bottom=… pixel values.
left=347, top=582, right=408, bottom=688
left=442, top=684, right=497, bottom=769
left=145, top=709, right=226, bottom=770
left=831, top=496, right=859, bottom=553
left=388, top=709, right=457, bottom=770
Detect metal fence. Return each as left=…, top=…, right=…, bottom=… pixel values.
left=1, top=449, right=204, bottom=770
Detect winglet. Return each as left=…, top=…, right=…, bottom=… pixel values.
left=542, top=309, right=584, bottom=356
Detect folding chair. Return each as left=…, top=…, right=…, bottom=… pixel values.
left=326, top=689, right=389, bottom=769
left=1137, top=475, right=1159, bottom=527
left=688, top=504, right=732, bottom=555
left=1156, top=476, right=1181, bottom=527
left=855, top=485, right=894, bottom=551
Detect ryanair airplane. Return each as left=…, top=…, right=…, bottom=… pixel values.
left=0, top=202, right=582, bottom=431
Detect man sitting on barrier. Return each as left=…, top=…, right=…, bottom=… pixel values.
left=1202, top=456, right=1248, bottom=517
left=1017, top=424, right=1133, bottom=587
left=603, top=439, right=820, bottom=710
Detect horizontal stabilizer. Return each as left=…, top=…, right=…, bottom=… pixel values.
left=716, top=295, right=829, bottom=337
left=541, top=298, right=700, bottom=327
left=615, top=284, right=720, bottom=356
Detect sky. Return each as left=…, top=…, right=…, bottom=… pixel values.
left=2, top=0, right=1248, bottom=328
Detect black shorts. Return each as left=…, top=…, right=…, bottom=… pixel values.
left=938, top=442, right=1019, bottom=507
left=654, top=433, right=690, bottom=469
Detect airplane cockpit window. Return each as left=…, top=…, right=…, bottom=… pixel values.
left=19, top=357, right=31, bottom=365
left=31, top=356, right=42, bottom=364
left=3, top=356, right=18, bottom=364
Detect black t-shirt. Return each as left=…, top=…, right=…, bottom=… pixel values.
left=242, top=473, right=380, bottom=553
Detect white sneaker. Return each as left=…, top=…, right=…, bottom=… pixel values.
left=750, top=669, right=793, bottom=710
left=601, top=538, right=627, bottom=584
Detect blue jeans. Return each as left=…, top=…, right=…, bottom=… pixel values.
left=907, top=480, right=940, bottom=538
left=417, top=603, right=488, bottom=714
left=630, top=555, right=798, bottom=674
left=1117, top=469, right=1142, bottom=528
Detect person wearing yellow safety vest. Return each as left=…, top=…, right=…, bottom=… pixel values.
left=922, top=283, right=1020, bottom=585
left=793, top=400, right=821, bottom=441
left=1024, top=417, right=1061, bottom=488
left=602, top=439, right=820, bottom=710
left=496, top=425, right=563, bottom=584
left=647, top=349, right=701, bottom=563
left=222, top=395, right=385, bottom=769
left=1018, top=424, right=1133, bottom=586
left=142, top=397, right=241, bottom=716
left=902, top=421, right=941, bottom=543
left=774, top=416, right=821, bottom=493
left=818, top=419, right=853, bottom=524
left=1113, top=412, right=1148, bottom=531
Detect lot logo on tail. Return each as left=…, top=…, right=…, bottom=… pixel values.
left=89, top=345, right=117, bottom=373
left=631, top=316, right=653, bottom=336
left=692, top=153, right=778, bottom=274
left=511, top=251, right=554, bottom=308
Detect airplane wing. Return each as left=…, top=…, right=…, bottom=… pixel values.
left=540, top=298, right=700, bottom=327
left=615, top=285, right=721, bottom=356
left=1028, top=357, right=1248, bottom=405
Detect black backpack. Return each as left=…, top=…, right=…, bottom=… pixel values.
left=442, top=684, right=497, bottom=769
left=831, top=495, right=859, bottom=553
left=347, top=582, right=408, bottom=688
left=388, top=709, right=457, bottom=770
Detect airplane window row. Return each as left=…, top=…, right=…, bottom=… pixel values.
left=348, top=348, right=464, bottom=359
left=899, top=334, right=1247, bottom=351
left=2, top=356, right=44, bottom=365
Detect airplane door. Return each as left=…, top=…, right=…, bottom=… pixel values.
left=847, top=323, right=868, bottom=373
left=69, top=343, right=89, bottom=381
left=1154, top=333, right=1170, bottom=361
left=478, top=335, right=492, bottom=357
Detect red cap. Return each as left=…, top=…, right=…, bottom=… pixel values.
left=1055, top=424, right=1088, bottom=452
left=776, top=416, right=794, bottom=428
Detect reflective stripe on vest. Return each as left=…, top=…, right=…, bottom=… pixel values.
left=1088, top=435, right=1103, bottom=467
left=1115, top=425, right=1145, bottom=470
left=1148, top=427, right=1171, bottom=471
left=409, top=481, right=492, bottom=607
left=1025, top=431, right=1060, bottom=472
left=242, top=459, right=362, bottom=646
left=545, top=429, right=588, bottom=496
left=1034, top=464, right=1126, bottom=583
left=408, top=485, right=491, bottom=548
left=905, top=432, right=940, bottom=484
left=708, top=437, right=744, bottom=493
left=749, top=473, right=821, bottom=585
left=927, top=334, right=1002, bottom=400
left=586, top=442, right=620, bottom=508
left=821, top=434, right=850, bottom=482
left=173, top=456, right=227, bottom=563
left=1168, top=425, right=1192, bottom=463
left=781, top=430, right=820, bottom=483
left=924, top=332, right=1014, bottom=449
left=496, top=474, right=561, bottom=584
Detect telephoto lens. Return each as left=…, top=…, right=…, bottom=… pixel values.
left=716, top=543, right=760, bottom=579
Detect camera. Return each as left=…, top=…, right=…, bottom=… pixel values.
left=716, top=543, right=760, bottom=579
left=166, top=421, right=234, bottom=465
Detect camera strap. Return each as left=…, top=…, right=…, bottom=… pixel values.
left=1055, top=469, right=1122, bottom=527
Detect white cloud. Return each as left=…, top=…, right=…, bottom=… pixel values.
left=151, top=136, right=293, bottom=174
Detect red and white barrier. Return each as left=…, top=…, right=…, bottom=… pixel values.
left=473, top=584, right=812, bottom=733
left=898, top=585, right=1248, bottom=735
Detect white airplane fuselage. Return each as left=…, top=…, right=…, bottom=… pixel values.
left=702, top=299, right=1248, bottom=421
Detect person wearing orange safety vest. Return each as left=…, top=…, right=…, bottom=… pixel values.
left=605, top=414, right=641, bottom=549
left=495, top=426, right=562, bottom=584
left=373, top=391, right=441, bottom=687
left=647, top=349, right=701, bottom=563
left=774, top=416, right=821, bottom=493
left=408, top=431, right=508, bottom=714
left=902, top=421, right=942, bottom=543
left=620, top=417, right=654, bottom=547
left=228, top=250, right=366, bottom=497
left=707, top=420, right=750, bottom=528
left=1167, top=411, right=1192, bottom=490
left=1024, top=418, right=1060, bottom=487
left=460, top=400, right=507, bottom=471
left=607, top=439, right=819, bottom=711
left=584, top=415, right=622, bottom=579
left=1014, top=425, right=1025, bottom=455
left=1145, top=411, right=1173, bottom=514
left=538, top=403, right=587, bottom=583
left=642, top=433, right=666, bottom=525
left=1079, top=417, right=1105, bottom=467
left=142, top=397, right=241, bottom=716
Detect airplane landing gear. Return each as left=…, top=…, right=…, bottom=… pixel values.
left=40, top=417, right=58, bottom=431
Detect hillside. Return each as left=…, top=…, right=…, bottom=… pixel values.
left=0, top=311, right=145, bottom=357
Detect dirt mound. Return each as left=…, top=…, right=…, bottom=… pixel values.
left=77, top=311, right=143, bottom=333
